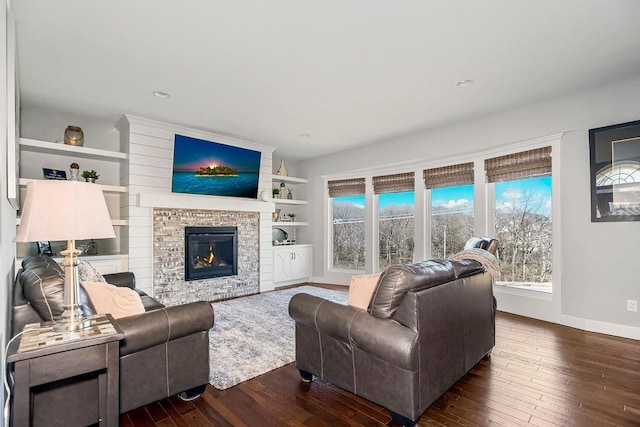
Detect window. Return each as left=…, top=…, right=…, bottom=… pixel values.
left=424, top=163, right=474, bottom=258
left=328, top=178, right=366, bottom=270
left=374, top=173, right=415, bottom=269
left=486, top=147, right=553, bottom=293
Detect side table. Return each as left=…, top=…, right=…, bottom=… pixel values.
left=7, top=314, right=124, bottom=427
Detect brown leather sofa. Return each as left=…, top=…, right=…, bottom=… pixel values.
left=11, top=254, right=215, bottom=414
left=289, top=239, right=497, bottom=426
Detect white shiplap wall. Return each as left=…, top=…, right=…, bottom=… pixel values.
left=116, top=115, right=276, bottom=297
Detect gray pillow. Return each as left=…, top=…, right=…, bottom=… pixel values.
left=77, top=259, right=107, bottom=283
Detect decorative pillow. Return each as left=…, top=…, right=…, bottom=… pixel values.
left=81, top=281, right=145, bottom=319
left=77, top=260, right=107, bottom=283
left=347, top=273, right=381, bottom=309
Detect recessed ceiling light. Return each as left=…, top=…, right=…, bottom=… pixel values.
left=153, top=90, right=171, bottom=99
left=299, top=133, right=311, bottom=138
left=456, top=79, right=475, bottom=88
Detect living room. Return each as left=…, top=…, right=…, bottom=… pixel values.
left=2, top=1, right=640, bottom=426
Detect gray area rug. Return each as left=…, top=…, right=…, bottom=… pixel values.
left=209, top=286, right=347, bottom=390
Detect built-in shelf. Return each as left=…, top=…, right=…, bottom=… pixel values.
left=273, top=199, right=308, bottom=205
left=270, top=175, right=308, bottom=185
left=272, top=222, right=308, bottom=227
left=19, top=178, right=127, bottom=193
left=20, top=138, right=128, bottom=161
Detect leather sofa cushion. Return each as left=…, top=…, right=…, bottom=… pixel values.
left=368, top=259, right=483, bottom=319
left=18, top=255, right=65, bottom=320
left=81, top=281, right=145, bottom=319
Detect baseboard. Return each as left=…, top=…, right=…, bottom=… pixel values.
left=561, top=314, right=640, bottom=340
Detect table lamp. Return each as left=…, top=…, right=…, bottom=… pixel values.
left=14, top=180, right=116, bottom=331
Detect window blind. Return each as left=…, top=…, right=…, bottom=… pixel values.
left=372, top=172, right=414, bottom=194
left=423, top=162, right=474, bottom=189
left=485, top=146, right=552, bottom=183
left=327, top=178, right=366, bottom=197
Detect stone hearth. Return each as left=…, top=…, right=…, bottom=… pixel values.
left=153, top=208, right=260, bottom=305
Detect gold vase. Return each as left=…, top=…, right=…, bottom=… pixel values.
left=276, top=160, right=288, bottom=176
left=64, top=126, right=84, bottom=146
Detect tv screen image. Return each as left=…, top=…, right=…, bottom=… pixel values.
left=171, top=134, right=261, bottom=199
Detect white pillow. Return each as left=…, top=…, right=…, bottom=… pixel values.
left=81, top=281, right=145, bottom=319
left=348, top=273, right=381, bottom=310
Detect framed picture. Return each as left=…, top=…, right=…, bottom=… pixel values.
left=589, top=119, right=640, bottom=222
left=36, top=241, right=56, bottom=256
left=42, top=168, right=67, bottom=180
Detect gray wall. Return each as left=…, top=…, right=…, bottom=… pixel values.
left=299, top=76, right=640, bottom=336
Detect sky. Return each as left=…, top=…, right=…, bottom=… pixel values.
left=172, top=134, right=261, bottom=172
left=333, top=176, right=552, bottom=215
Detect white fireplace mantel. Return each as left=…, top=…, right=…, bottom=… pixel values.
left=137, top=192, right=275, bottom=213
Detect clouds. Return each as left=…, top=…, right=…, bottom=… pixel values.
left=442, top=198, right=471, bottom=209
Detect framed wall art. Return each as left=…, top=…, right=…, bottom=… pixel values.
left=589, top=119, right=640, bottom=222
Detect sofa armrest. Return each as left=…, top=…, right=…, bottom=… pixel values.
left=103, top=272, right=135, bottom=289
left=12, top=304, right=43, bottom=337
left=117, top=301, right=214, bottom=356
left=290, top=293, right=361, bottom=342
left=350, top=313, right=418, bottom=371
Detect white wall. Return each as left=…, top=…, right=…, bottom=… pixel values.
left=1, top=3, right=17, bottom=423
left=299, top=76, right=640, bottom=339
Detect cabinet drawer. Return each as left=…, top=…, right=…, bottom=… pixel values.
left=29, top=344, right=107, bottom=386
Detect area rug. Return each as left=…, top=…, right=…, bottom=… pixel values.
left=209, top=286, right=347, bottom=390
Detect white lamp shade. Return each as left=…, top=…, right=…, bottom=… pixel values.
left=14, top=180, right=116, bottom=242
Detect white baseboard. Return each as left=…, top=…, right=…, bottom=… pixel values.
left=561, top=314, right=640, bottom=340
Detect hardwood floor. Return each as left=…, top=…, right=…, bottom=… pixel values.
left=122, top=307, right=640, bottom=426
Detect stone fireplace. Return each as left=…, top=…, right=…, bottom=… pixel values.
left=184, top=226, right=238, bottom=281
left=153, top=208, right=260, bottom=305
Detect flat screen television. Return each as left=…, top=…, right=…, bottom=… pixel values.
left=171, top=134, right=261, bottom=199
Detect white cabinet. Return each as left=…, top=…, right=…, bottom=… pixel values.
left=273, top=245, right=312, bottom=285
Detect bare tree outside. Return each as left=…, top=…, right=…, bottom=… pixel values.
left=494, top=177, right=552, bottom=291
left=378, top=192, right=415, bottom=269
left=430, top=185, right=474, bottom=258
left=332, top=196, right=365, bottom=269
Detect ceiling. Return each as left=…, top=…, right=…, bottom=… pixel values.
left=11, top=0, right=640, bottom=160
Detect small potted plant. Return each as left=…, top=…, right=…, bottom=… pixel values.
left=272, top=188, right=280, bottom=198
left=81, top=169, right=100, bottom=183
left=289, top=213, right=297, bottom=222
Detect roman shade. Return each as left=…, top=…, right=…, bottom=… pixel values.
left=423, top=162, right=474, bottom=189
left=328, top=178, right=366, bottom=197
left=485, top=146, right=552, bottom=183
left=373, top=172, right=414, bottom=194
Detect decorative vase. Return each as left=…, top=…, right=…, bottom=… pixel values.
left=64, top=126, right=84, bottom=146
left=287, top=189, right=293, bottom=199
left=69, top=169, right=80, bottom=181
left=276, top=160, right=288, bottom=176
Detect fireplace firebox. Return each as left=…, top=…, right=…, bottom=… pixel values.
left=184, top=226, right=238, bottom=281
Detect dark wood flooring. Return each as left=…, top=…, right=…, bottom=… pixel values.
left=122, top=287, right=640, bottom=426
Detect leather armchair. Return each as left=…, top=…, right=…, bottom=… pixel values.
left=289, top=243, right=497, bottom=426
left=11, top=254, right=215, bottom=414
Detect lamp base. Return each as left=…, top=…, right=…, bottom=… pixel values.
left=53, top=316, right=92, bottom=332
left=53, top=306, right=91, bottom=332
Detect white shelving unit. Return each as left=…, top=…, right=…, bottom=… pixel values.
left=271, top=172, right=311, bottom=284
left=16, top=138, right=129, bottom=266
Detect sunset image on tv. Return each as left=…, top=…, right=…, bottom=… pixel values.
left=171, top=134, right=261, bottom=199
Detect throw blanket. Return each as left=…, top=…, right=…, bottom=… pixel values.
left=449, top=248, right=500, bottom=280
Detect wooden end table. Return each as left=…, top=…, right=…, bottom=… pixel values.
left=7, top=314, right=124, bottom=427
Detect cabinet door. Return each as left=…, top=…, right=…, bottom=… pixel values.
left=273, top=248, right=293, bottom=283
left=290, top=246, right=312, bottom=281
